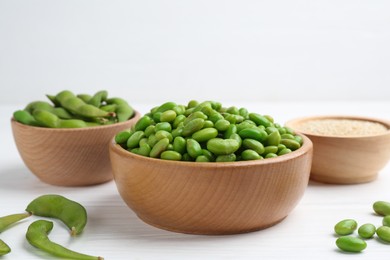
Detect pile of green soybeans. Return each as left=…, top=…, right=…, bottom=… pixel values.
left=115, top=100, right=302, bottom=161
left=13, top=90, right=134, bottom=128
left=0, top=194, right=103, bottom=259
left=334, top=200, right=390, bottom=253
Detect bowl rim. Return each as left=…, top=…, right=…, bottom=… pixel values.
left=109, top=133, right=313, bottom=168
left=11, top=110, right=141, bottom=132
left=285, top=115, right=390, bottom=139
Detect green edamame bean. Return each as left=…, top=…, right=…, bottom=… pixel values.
left=182, top=118, right=205, bottom=136
left=155, top=122, right=172, bottom=132
left=263, top=146, right=278, bottom=155
left=127, top=131, right=145, bottom=149
left=280, top=139, right=301, bottom=151
left=0, top=212, right=31, bottom=232
left=147, top=134, right=159, bottom=147
left=214, top=119, right=230, bottom=132
left=161, top=151, right=182, bottom=161
left=207, top=138, right=240, bottom=155
left=0, top=239, right=10, bottom=256
left=278, top=148, right=292, bottom=156
left=131, top=143, right=151, bottom=157
left=192, top=128, right=218, bottom=142
left=373, top=201, right=390, bottom=216
left=238, top=128, right=267, bottom=142
left=201, top=149, right=215, bottom=161
left=173, top=114, right=186, bottom=128
left=26, top=194, right=87, bottom=236
left=248, top=113, right=272, bottom=127
left=265, top=153, right=278, bottom=158
left=144, top=125, right=156, bottom=137
left=155, top=101, right=177, bottom=113
left=13, top=110, right=41, bottom=126
left=135, top=116, right=154, bottom=131
left=281, top=133, right=296, bottom=140
left=160, top=110, right=177, bottom=122
left=26, top=220, right=103, bottom=260
left=383, top=215, right=390, bottom=227
left=358, top=223, right=376, bottom=239
left=266, top=131, right=281, bottom=146
left=150, top=138, right=170, bottom=158
left=186, top=139, right=203, bottom=158
left=376, top=226, right=390, bottom=242
left=241, top=149, right=262, bottom=160
left=223, top=124, right=237, bottom=138
left=336, top=236, right=367, bottom=252
left=216, top=153, right=236, bottom=162
left=334, top=219, right=358, bottom=235
left=155, top=130, right=173, bottom=142
left=184, top=111, right=207, bottom=124
left=115, top=130, right=131, bottom=144
left=242, top=139, right=265, bottom=155
left=173, top=136, right=186, bottom=154
left=196, top=155, right=210, bottom=162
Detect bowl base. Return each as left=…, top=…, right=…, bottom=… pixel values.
left=136, top=214, right=287, bottom=235
left=310, top=172, right=378, bottom=184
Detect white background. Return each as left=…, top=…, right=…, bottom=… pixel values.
left=1, top=1, right=390, bottom=260
left=1, top=0, right=390, bottom=105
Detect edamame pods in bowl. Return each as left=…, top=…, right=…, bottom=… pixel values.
left=109, top=100, right=313, bottom=235
left=11, top=90, right=140, bottom=186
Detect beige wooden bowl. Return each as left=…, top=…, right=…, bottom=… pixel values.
left=109, top=134, right=313, bottom=235
left=286, top=115, right=390, bottom=184
left=11, top=111, right=140, bottom=186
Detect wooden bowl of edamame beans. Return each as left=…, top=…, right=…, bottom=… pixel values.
left=109, top=100, right=314, bottom=235
left=11, top=90, right=141, bottom=186
left=286, top=115, right=390, bottom=184
left=11, top=113, right=140, bottom=186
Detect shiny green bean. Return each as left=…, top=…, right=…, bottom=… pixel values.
left=358, top=223, right=376, bottom=239
left=336, top=236, right=366, bottom=253
left=373, top=201, right=390, bottom=216
left=377, top=226, right=390, bottom=242
left=334, top=219, right=358, bottom=235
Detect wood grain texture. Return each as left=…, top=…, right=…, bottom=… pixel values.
left=109, top=134, right=313, bottom=235
left=11, top=111, right=140, bottom=186
left=286, top=115, right=390, bottom=184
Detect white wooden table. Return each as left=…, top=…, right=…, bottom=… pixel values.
left=1, top=101, right=389, bottom=259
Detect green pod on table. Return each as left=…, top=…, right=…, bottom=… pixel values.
left=26, top=220, right=103, bottom=260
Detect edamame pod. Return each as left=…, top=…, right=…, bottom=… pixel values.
left=0, top=212, right=31, bottom=232
left=13, top=110, right=41, bottom=126
left=0, top=239, right=10, bottom=256
left=88, top=90, right=108, bottom=107
left=26, top=194, right=87, bottom=236
left=55, top=90, right=112, bottom=118
left=26, top=220, right=103, bottom=260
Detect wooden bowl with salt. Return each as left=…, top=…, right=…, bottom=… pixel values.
left=286, top=115, right=390, bottom=184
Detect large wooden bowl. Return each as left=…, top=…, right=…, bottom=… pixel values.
left=11, top=111, right=140, bottom=186
left=286, top=115, right=390, bottom=184
left=109, top=134, right=313, bottom=235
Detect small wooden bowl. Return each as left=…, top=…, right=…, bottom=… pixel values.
left=11, top=111, right=140, bottom=186
left=109, top=134, right=313, bottom=235
left=286, top=115, right=390, bottom=184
